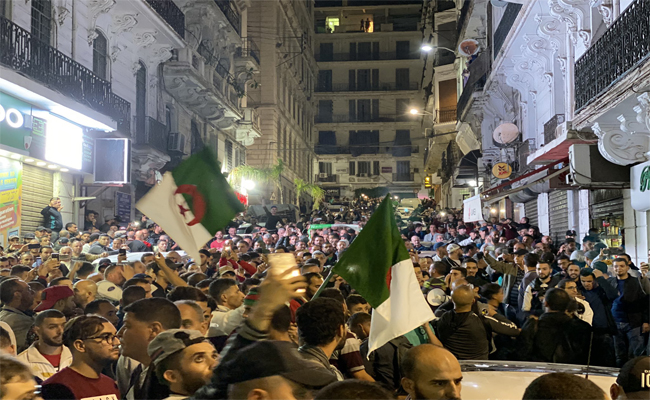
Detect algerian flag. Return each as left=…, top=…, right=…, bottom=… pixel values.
left=331, top=194, right=434, bottom=355
left=136, top=147, right=244, bottom=261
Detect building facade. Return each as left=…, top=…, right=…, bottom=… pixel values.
left=243, top=0, right=317, bottom=207
left=312, top=0, right=426, bottom=200
left=0, top=0, right=260, bottom=242
left=436, top=0, right=649, bottom=264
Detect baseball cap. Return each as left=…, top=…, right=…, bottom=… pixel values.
left=58, top=238, right=69, bottom=245
left=148, top=329, right=208, bottom=367
left=447, top=243, right=461, bottom=254
left=616, top=356, right=650, bottom=394
left=217, top=341, right=337, bottom=388
left=89, top=233, right=101, bottom=241
left=591, top=261, right=608, bottom=274
left=34, top=286, right=74, bottom=312
left=36, top=226, right=47, bottom=232
left=513, top=249, right=529, bottom=256
left=219, top=265, right=236, bottom=275
left=98, top=258, right=113, bottom=268
left=199, top=249, right=210, bottom=258
left=8, top=234, right=19, bottom=240
left=433, top=242, right=446, bottom=251
left=585, top=250, right=600, bottom=261
left=96, top=280, right=122, bottom=302
left=566, top=230, right=577, bottom=236
left=479, top=226, right=489, bottom=232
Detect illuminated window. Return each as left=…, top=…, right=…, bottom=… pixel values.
left=326, top=17, right=339, bottom=33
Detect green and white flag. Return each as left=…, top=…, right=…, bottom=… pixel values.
left=331, top=194, right=434, bottom=354
left=136, top=147, right=244, bottom=262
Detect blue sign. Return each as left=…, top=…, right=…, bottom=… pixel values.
left=115, top=192, right=132, bottom=222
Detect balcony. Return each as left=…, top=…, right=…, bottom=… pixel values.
left=0, top=16, right=131, bottom=132
left=315, top=114, right=414, bottom=124
left=315, top=82, right=418, bottom=92
left=145, top=0, right=185, bottom=38
left=214, top=0, right=241, bottom=35
left=315, top=144, right=419, bottom=155
left=438, top=107, right=457, bottom=123
left=493, top=2, right=522, bottom=59
left=457, top=0, right=471, bottom=37
left=575, top=0, right=650, bottom=111
left=543, top=114, right=566, bottom=145
left=457, top=51, right=490, bottom=121
left=133, top=116, right=169, bottom=154
left=236, top=37, right=260, bottom=65
left=315, top=51, right=421, bottom=62
left=393, top=172, right=415, bottom=182
left=315, top=174, right=339, bottom=183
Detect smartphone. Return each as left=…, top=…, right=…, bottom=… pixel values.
left=268, top=253, right=304, bottom=293
left=28, top=244, right=40, bottom=250
left=51, top=253, right=59, bottom=260
left=119, top=248, right=127, bottom=256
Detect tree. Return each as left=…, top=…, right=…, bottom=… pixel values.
left=229, top=159, right=285, bottom=203
left=294, top=178, right=325, bottom=211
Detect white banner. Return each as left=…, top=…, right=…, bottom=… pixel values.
left=463, top=195, right=482, bottom=222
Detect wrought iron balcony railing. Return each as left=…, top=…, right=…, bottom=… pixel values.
left=315, top=174, right=339, bottom=183
left=493, top=2, right=522, bottom=59
left=575, top=0, right=650, bottom=111
left=145, top=0, right=185, bottom=38
left=133, top=115, right=169, bottom=154
left=214, top=0, right=241, bottom=35
left=543, top=114, right=566, bottom=144
left=315, top=143, right=419, bottom=155
left=236, top=37, right=260, bottom=65
left=315, top=114, right=414, bottom=123
left=438, top=107, right=457, bottom=123
left=393, top=172, right=415, bottom=182
left=457, top=50, right=490, bottom=121
left=0, top=16, right=131, bottom=132
left=315, top=51, right=420, bottom=62
left=315, top=82, right=419, bottom=92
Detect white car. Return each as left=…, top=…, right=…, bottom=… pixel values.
left=459, top=361, right=617, bottom=399
left=91, top=251, right=188, bottom=267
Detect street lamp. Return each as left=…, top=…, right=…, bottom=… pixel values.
left=420, top=44, right=456, bottom=54
left=409, top=108, right=434, bottom=116
left=242, top=179, right=256, bottom=191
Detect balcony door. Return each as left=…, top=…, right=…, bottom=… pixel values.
left=396, top=160, right=410, bottom=181
left=31, top=0, right=52, bottom=44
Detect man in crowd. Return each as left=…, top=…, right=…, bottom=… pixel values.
left=34, top=286, right=76, bottom=318
left=41, top=198, right=63, bottom=240
left=40, top=315, right=120, bottom=400
left=521, top=261, right=560, bottom=318
left=17, top=309, right=72, bottom=383
left=401, top=344, right=463, bottom=400
left=0, top=353, right=42, bottom=400
left=0, top=279, right=34, bottom=352
left=85, top=300, right=120, bottom=328
left=558, top=279, right=593, bottom=325
left=610, top=356, right=650, bottom=400
left=580, top=268, right=618, bottom=367
left=207, top=279, right=245, bottom=349
left=72, top=280, right=97, bottom=310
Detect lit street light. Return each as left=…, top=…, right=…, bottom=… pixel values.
left=420, top=44, right=456, bottom=54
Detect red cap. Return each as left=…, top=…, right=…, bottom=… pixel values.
left=34, top=286, right=74, bottom=312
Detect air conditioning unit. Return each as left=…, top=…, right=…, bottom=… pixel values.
left=567, top=144, right=629, bottom=187
left=168, top=133, right=186, bottom=153
left=349, top=177, right=356, bottom=182
left=318, top=173, right=328, bottom=178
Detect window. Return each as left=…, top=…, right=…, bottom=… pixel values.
left=396, top=68, right=409, bottom=90
left=349, top=161, right=355, bottom=176
left=318, top=100, right=332, bottom=122
left=191, top=121, right=202, bottom=155
left=349, top=43, right=357, bottom=60
left=373, top=161, right=380, bottom=175
left=357, top=69, right=370, bottom=90
left=358, top=42, right=371, bottom=60
left=31, top=0, right=52, bottom=44
left=348, top=69, right=356, bottom=90
left=372, top=69, right=379, bottom=89
left=320, top=43, right=333, bottom=61
left=357, top=99, right=371, bottom=122
left=396, top=99, right=410, bottom=121
left=396, top=160, right=411, bottom=181
left=225, top=139, right=233, bottom=170
left=316, top=131, right=337, bottom=154
left=318, top=70, right=332, bottom=91
left=358, top=161, right=371, bottom=175
left=393, top=130, right=411, bottom=157
left=349, top=130, right=379, bottom=156
left=396, top=41, right=410, bottom=59
left=136, top=62, right=147, bottom=134
left=93, top=31, right=108, bottom=80
left=319, top=162, right=332, bottom=175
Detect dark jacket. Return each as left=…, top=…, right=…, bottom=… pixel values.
left=40, top=206, right=62, bottom=232
left=360, top=336, right=412, bottom=392
left=607, top=275, right=650, bottom=328
left=518, top=312, right=591, bottom=364
left=583, top=276, right=618, bottom=334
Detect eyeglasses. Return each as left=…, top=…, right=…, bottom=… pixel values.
left=85, top=333, right=119, bottom=344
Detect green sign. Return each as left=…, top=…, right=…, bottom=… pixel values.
left=0, top=91, right=34, bottom=151
left=640, top=166, right=650, bottom=192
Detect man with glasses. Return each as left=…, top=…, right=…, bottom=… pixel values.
left=40, top=315, right=121, bottom=400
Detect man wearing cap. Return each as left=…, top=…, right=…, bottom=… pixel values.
left=17, top=309, right=72, bottom=383
left=610, top=356, right=650, bottom=399
left=147, top=329, right=218, bottom=400
left=441, top=244, right=463, bottom=275
left=35, top=286, right=76, bottom=318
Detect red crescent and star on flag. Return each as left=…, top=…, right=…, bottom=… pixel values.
left=174, top=184, right=206, bottom=226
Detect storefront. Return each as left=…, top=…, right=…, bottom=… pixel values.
left=0, top=90, right=129, bottom=244
left=590, top=189, right=625, bottom=247
left=548, top=191, right=569, bottom=243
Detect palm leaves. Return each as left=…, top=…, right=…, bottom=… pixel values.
left=294, top=178, right=325, bottom=210
left=229, top=159, right=285, bottom=203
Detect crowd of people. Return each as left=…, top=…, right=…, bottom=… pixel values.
left=0, top=195, right=648, bottom=400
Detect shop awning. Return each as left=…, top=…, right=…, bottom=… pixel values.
left=481, top=158, right=569, bottom=204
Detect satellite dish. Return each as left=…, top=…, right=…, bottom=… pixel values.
left=427, top=288, right=448, bottom=307
left=492, top=122, right=520, bottom=145
left=491, top=0, right=509, bottom=7
left=458, top=39, right=480, bottom=57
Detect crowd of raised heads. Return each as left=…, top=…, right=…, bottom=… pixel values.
left=0, top=196, right=648, bottom=400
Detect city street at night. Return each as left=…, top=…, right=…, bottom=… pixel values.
left=0, top=0, right=649, bottom=399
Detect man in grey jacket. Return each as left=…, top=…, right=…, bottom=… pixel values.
left=0, top=279, right=35, bottom=352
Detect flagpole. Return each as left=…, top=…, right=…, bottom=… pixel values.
left=310, top=269, right=334, bottom=300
